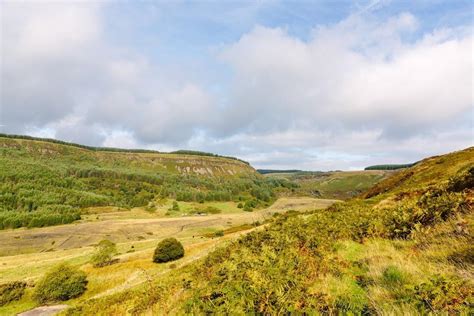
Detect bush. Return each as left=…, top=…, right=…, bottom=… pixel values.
left=237, top=202, right=243, bottom=208
left=243, top=205, right=253, bottom=212
left=0, top=281, right=27, bottom=306
left=447, top=166, right=474, bottom=192
left=409, top=275, right=473, bottom=313
left=153, top=238, right=185, bottom=263
left=34, top=263, right=88, bottom=303
left=91, top=240, right=117, bottom=267
left=204, top=206, right=221, bottom=214
left=171, top=201, right=180, bottom=211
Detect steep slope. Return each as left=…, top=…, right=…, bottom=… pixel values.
left=363, top=147, right=474, bottom=198
left=0, top=135, right=255, bottom=177
left=67, top=147, right=473, bottom=314
left=0, top=136, right=289, bottom=230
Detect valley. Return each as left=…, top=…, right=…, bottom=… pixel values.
left=0, top=197, right=337, bottom=315
left=0, top=135, right=472, bottom=315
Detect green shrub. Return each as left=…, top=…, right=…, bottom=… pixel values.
left=447, top=166, right=474, bottom=192
left=171, top=201, right=180, bottom=211
left=409, top=275, right=473, bottom=313
left=243, top=205, right=253, bottom=212
left=34, top=263, right=88, bottom=303
left=0, top=281, right=27, bottom=306
left=330, top=276, right=369, bottom=314
left=237, top=202, right=243, bottom=208
left=153, top=238, right=184, bottom=263
left=91, top=240, right=117, bottom=267
left=214, top=230, right=224, bottom=237
left=204, top=206, right=221, bottom=214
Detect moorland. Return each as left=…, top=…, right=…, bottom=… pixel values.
left=0, top=135, right=472, bottom=315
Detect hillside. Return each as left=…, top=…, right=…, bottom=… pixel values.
left=66, top=147, right=473, bottom=314
left=0, top=135, right=254, bottom=176
left=265, top=170, right=391, bottom=200
left=0, top=136, right=293, bottom=230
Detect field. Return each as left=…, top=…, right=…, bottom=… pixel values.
left=0, top=197, right=338, bottom=315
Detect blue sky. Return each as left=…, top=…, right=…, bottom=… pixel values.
left=1, top=0, right=473, bottom=170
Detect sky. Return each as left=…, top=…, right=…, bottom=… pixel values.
left=1, top=0, right=473, bottom=170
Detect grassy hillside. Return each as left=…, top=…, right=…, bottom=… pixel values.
left=265, top=170, right=390, bottom=200
left=0, top=197, right=338, bottom=315
left=66, top=147, right=473, bottom=314
left=0, top=136, right=295, bottom=229
left=0, top=133, right=249, bottom=164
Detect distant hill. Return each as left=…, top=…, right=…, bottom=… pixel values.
left=0, top=133, right=249, bottom=165
left=265, top=170, right=390, bottom=200
left=0, top=135, right=292, bottom=230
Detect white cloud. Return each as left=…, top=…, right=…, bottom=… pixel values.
left=219, top=13, right=472, bottom=139
left=1, top=1, right=215, bottom=145
left=205, top=12, right=473, bottom=168
left=0, top=3, right=472, bottom=170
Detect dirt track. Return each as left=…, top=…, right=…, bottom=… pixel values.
left=17, top=305, right=68, bottom=316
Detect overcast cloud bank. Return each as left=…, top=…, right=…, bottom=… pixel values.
left=1, top=1, right=472, bottom=170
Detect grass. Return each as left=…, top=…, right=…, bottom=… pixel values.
left=0, top=197, right=337, bottom=314
left=1, top=146, right=472, bottom=314
left=59, top=147, right=473, bottom=314
left=267, top=170, right=391, bottom=200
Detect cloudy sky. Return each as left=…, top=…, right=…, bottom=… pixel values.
left=1, top=0, right=472, bottom=170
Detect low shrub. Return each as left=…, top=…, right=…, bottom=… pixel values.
left=243, top=205, right=253, bottom=212
left=34, top=263, right=88, bottom=303
left=408, top=275, right=473, bottom=313
left=91, top=240, right=118, bottom=267
left=0, top=281, right=27, bottom=306
left=204, top=206, right=221, bottom=214
left=153, top=238, right=184, bottom=263
left=170, top=201, right=180, bottom=212
left=331, top=276, right=369, bottom=314
left=447, top=166, right=474, bottom=192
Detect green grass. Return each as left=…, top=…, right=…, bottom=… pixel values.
left=62, top=147, right=473, bottom=314
left=0, top=197, right=337, bottom=314
left=2, top=143, right=473, bottom=314
left=267, top=170, right=390, bottom=200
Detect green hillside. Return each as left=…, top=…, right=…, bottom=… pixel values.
left=0, top=136, right=293, bottom=229
left=265, top=170, right=390, bottom=200
left=68, top=147, right=473, bottom=314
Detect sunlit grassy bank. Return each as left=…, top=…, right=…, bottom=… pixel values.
left=65, top=147, right=473, bottom=314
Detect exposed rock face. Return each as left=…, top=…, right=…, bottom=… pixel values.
left=0, top=136, right=257, bottom=177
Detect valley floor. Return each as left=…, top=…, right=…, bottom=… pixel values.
left=0, top=197, right=338, bottom=315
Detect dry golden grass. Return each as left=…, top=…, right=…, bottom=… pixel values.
left=0, top=197, right=338, bottom=314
